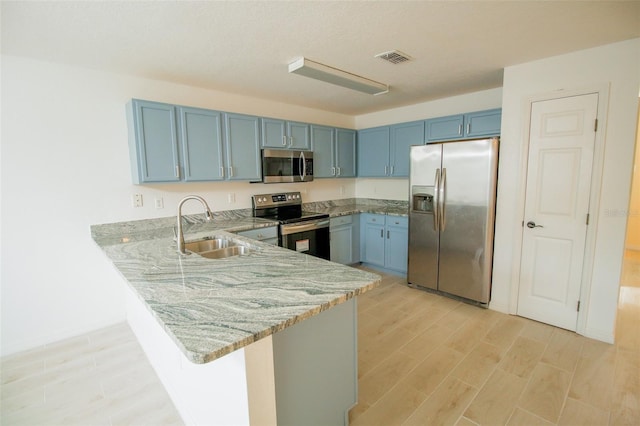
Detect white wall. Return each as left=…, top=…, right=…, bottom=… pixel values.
left=625, top=104, right=640, bottom=251
left=492, top=38, right=640, bottom=342
left=354, top=88, right=503, bottom=200
left=0, top=55, right=355, bottom=356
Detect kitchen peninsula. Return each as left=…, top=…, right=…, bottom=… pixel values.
left=91, top=206, right=382, bottom=425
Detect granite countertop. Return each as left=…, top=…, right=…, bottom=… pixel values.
left=91, top=202, right=395, bottom=364
left=304, top=198, right=409, bottom=218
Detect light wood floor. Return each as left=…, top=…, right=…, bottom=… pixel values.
left=1, top=251, right=638, bottom=425
left=350, top=251, right=640, bottom=425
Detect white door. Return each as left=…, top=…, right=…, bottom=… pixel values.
left=517, top=93, right=599, bottom=330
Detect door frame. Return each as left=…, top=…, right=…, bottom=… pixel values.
left=508, top=84, right=610, bottom=337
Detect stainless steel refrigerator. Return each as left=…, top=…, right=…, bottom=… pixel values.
left=408, top=138, right=499, bottom=305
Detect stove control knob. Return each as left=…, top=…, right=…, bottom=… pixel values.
left=287, top=195, right=292, bottom=200
left=296, top=194, right=300, bottom=199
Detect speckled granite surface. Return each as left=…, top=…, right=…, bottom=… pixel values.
left=91, top=199, right=406, bottom=364
left=304, top=198, right=408, bottom=217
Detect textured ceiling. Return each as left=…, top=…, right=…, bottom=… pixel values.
left=2, top=1, right=639, bottom=115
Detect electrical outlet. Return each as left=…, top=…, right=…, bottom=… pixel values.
left=132, top=194, right=143, bottom=208
left=228, top=193, right=236, bottom=203
left=154, top=197, right=164, bottom=209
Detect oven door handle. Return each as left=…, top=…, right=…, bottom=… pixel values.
left=280, top=219, right=329, bottom=236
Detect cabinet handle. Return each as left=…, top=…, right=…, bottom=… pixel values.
left=289, top=136, right=293, bottom=145
left=380, top=229, right=383, bottom=238
left=390, top=165, right=394, bottom=175
left=175, top=165, right=180, bottom=178
left=337, top=167, right=341, bottom=176
left=282, top=136, right=287, bottom=146
left=220, top=166, right=225, bottom=178
left=229, top=166, right=234, bottom=177
left=467, top=123, right=471, bottom=134
left=387, top=230, right=390, bottom=239
left=458, top=124, right=462, bottom=135
left=384, top=165, right=388, bottom=175
left=331, top=166, right=336, bottom=176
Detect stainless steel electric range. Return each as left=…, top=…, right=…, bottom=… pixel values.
left=252, top=192, right=330, bottom=260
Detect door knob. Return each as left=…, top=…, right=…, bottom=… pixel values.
left=526, top=221, right=543, bottom=229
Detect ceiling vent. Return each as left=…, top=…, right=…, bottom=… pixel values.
left=375, top=50, right=412, bottom=64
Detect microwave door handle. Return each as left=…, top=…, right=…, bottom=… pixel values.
left=300, top=151, right=306, bottom=181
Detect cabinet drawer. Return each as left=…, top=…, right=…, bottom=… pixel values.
left=236, top=226, right=278, bottom=241
left=386, top=216, right=408, bottom=228
left=330, top=215, right=353, bottom=228
left=363, top=214, right=385, bottom=225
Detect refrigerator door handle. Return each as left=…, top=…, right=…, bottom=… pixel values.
left=440, top=168, right=447, bottom=231
left=434, top=168, right=441, bottom=231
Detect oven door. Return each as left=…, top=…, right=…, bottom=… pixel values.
left=262, top=149, right=313, bottom=183
left=280, top=218, right=330, bottom=260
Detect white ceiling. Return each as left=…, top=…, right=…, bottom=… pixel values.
left=2, top=1, right=639, bottom=115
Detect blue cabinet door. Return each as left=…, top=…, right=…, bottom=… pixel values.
left=287, top=121, right=311, bottom=150
left=385, top=217, right=408, bottom=273
left=261, top=118, right=287, bottom=149
left=311, top=125, right=335, bottom=178
left=178, top=107, right=225, bottom=181
left=224, top=113, right=262, bottom=181
left=336, top=128, right=356, bottom=178
left=262, top=119, right=311, bottom=150
left=361, top=214, right=385, bottom=267
left=128, top=99, right=181, bottom=183
left=357, top=127, right=389, bottom=177
left=390, top=120, right=424, bottom=177
left=331, top=225, right=353, bottom=265
left=426, top=114, right=464, bottom=142
left=465, top=109, right=502, bottom=137
left=330, top=215, right=359, bottom=265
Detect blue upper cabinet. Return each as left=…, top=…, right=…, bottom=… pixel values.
left=225, top=113, right=262, bottom=181
left=357, top=127, right=390, bottom=177
left=310, top=125, right=334, bottom=178
left=389, top=120, right=424, bottom=177
left=311, top=126, right=356, bottom=178
left=287, top=121, right=311, bottom=150
left=335, top=128, right=356, bottom=178
left=127, top=99, right=181, bottom=183
left=425, top=114, right=464, bottom=142
left=426, top=109, right=501, bottom=142
left=357, top=122, right=423, bottom=178
left=178, top=107, right=225, bottom=181
left=465, top=108, right=502, bottom=138
left=261, top=118, right=310, bottom=150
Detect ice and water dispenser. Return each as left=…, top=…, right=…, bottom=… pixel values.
left=411, top=185, right=435, bottom=214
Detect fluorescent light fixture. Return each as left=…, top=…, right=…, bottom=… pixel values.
left=288, top=57, right=389, bottom=95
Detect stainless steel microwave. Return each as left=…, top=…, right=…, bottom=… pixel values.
left=262, top=149, right=313, bottom=183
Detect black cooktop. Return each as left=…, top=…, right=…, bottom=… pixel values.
left=252, top=191, right=329, bottom=224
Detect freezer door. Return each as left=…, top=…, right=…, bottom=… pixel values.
left=407, top=145, right=442, bottom=290
left=437, top=139, right=498, bottom=303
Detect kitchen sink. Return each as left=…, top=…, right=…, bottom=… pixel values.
left=198, top=245, right=250, bottom=259
left=184, top=236, right=251, bottom=259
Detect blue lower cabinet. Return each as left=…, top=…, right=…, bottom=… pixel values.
left=361, top=214, right=408, bottom=274
left=384, top=217, right=409, bottom=273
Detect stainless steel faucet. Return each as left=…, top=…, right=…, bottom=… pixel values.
left=176, top=195, right=213, bottom=254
